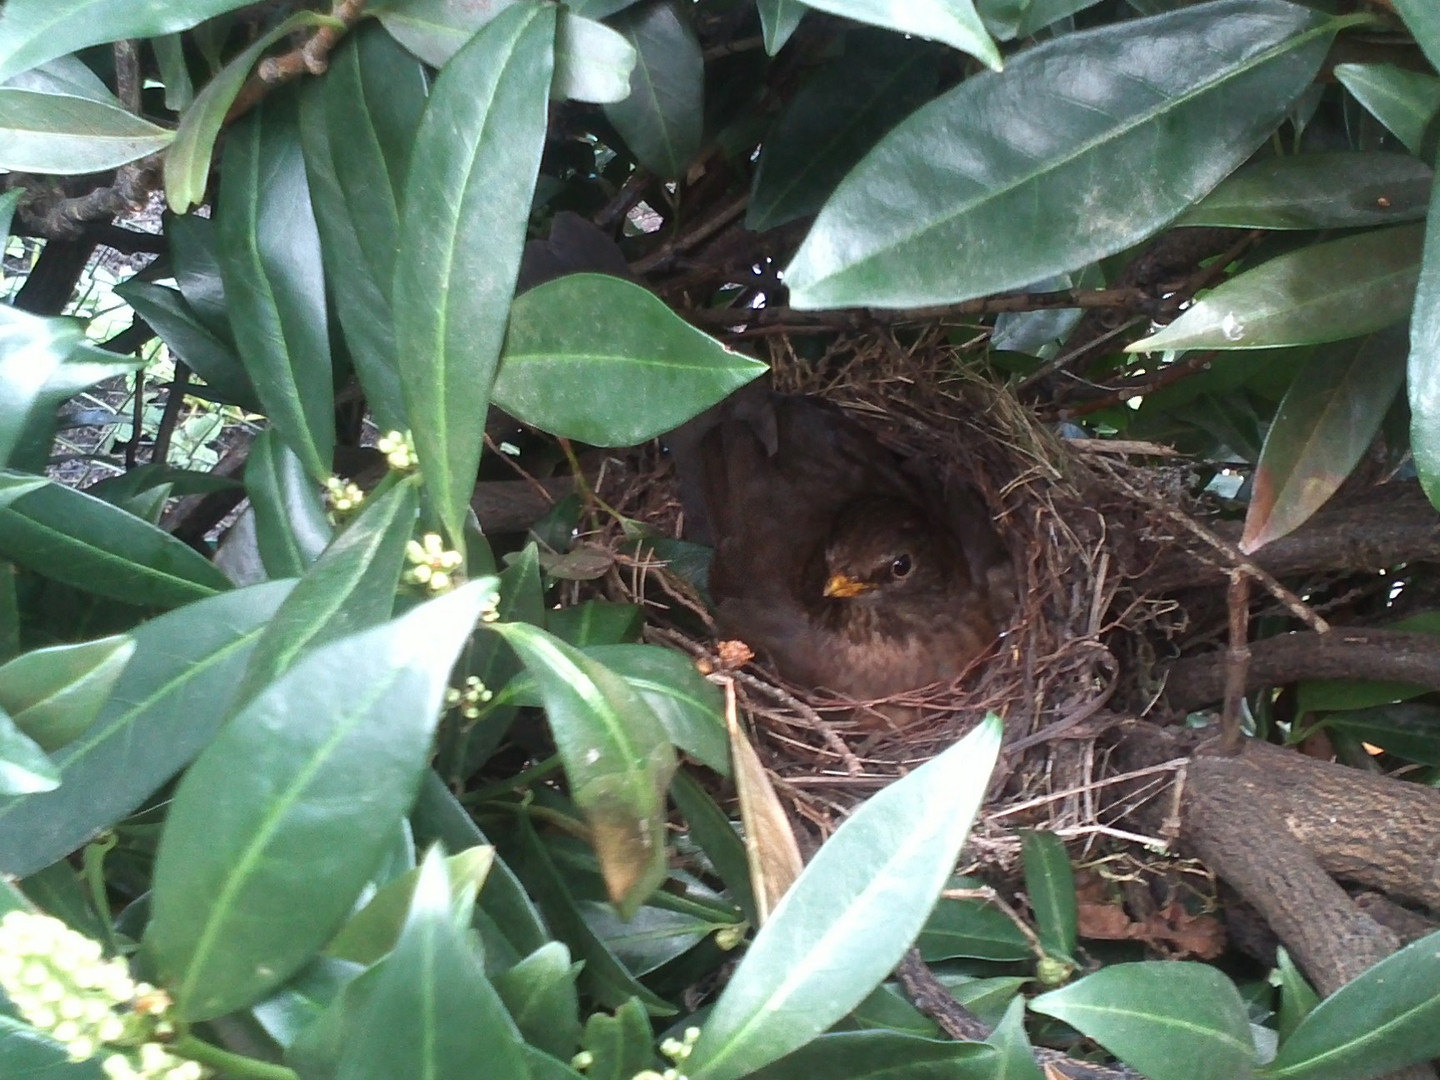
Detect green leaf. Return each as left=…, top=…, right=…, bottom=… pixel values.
left=113, top=281, right=261, bottom=411
left=1411, top=175, right=1440, bottom=513
left=1181, top=151, right=1434, bottom=230
left=0, top=634, right=135, bottom=751
left=1032, top=962, right=1256, bottom=1080
left=797, top=0, right=998, bottom=70
left=1241, top=327, right=1407, bottom=552
left=1391, top=0, right=1440, bottom=77
left=0, top=87, right=171, bottom=173
left=0, top=707, right=57, bottom=794
left=917, top=891, right=1033, bottom=962
left=0, top=581, right=294, bottom=878
left=748, top=33, right=942, bottom=232
left=1133, top=224, right=1424, bottom=353
left=987, top=996, right=1045, bottom=1080
left=1021, top=830, right=1077, bottom=961
left=0, top=472, right=232, bottom=608
left=582, top=898, right=717, bottom=975
left=237, top=478, right=419, bottom=702
left=670, top=769, right=755, bottom=925
left=393, top=2, right=555, bottom=543
left=1334, top=63, right=1440, bottom=158
left=0, top=307, right=94, bottom=468
left=496, top=274, right=765, bottom=445
left=756, top=0, right=806, bottom=54
left=0, top=1011, right=106, bottom=1078
left=1294, top=612, right=1440, bottom=715
left=584, top=643, right=727, bottom=774
left=327, top=846, right=495, bottom=966
left=1320, top=703, right=1440, bottom=766
left=746, top=1031, right=999, bottom=1080
left=299, top=23, right=425, bottom=434
left=492, top=942, right=583, bottom=1061
left=582, top=997, right=654, bottom=1080
left=146, top=581, right=497, bottom=1021
left=784, top=0, right=1338, bottom=310
left=555, top=13, right=638, bottom=104
left=602, top=1, right=703, bottom=180
left=487, top=622, right=676, bottom=917
left=1274, top=947, right=1319, bottom=1044
left=685, top=715, right=1002, bottom=1080
left=0, top=0, right=259, bottom=82
left=164, top=11, right=341, bottom=214
left=1262, top=928, right=1440, bottom=1080
left=245, top=429, right=333, bottom=580
left=216, top=92, right=335, bottom=481
left=547, top=600, right=642, bottom=646
left=2, top=54, right=112, bottom=101
left=0, top=189, right=21, bottom=239
left=166, top=211, right=230, bottom=338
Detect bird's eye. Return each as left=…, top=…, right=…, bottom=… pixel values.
left=890, top=554, right=913, bottom=579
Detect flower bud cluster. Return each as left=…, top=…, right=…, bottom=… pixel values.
left=377, top=431, right=417, bottom=472
left=0, top=911, right=205, bottom=1080
left=324, top=476, right=366, bottom=516
left=404, top=533, right=464, bottom=593
left=445, top=675, right=495, bottom=720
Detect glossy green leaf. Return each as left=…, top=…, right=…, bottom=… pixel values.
left=1294, top=613, right=1440, bottom=716
left=0, top=581, right=294, bottom=878
left=245, top=429, right=333, bottom=580
left=0, top=707, right=57, bottom=794
left=603, top=1, right=703, bottom=180
left=582, top=997, right=653, bottom=1080
left=800, top=0, right=998, bottom=69
left=1134, top=225, right=1424, bottom=353
left=1263, top=928, right=1440, bottom=1080
left=0, top=0, right=258, bottom=82
left=747, top=1031, right=999, bottom=1080
left=917, top=892, right=1033, bottom=962
left=1021, top=829, right=1077, bottom=961
left=756, top=0, right=806, bottom=54
left=581, top=900, right=712, bottom=976
left=152, top=33, right=192, bottom=112
left=2, top=54, right=112, bottom=101
left=487, top=622, right=675, bottom=916
left=1334, top=63, right=1440, bottom=159
left=583, top=643, right=726, bottom=774
left=0, top=634, right=135, bottom=751
left=1181, top=152, right=1433, bottom=231
left=237, top=478, right=419, bottom=702
left=327, top=846, right=494, bottom=966
left=164, top=11, right=340, bottom=214
left=555, top=14, right=638, bottom=104
left=987, top=996, right=1045, bottom=1080
left=496, top=274, right=765, bottom=445
left=1391, top=1, right=1440, bottom=76
left=1032, top=962, right=1255, bottom=1080
left=686, top=715, right=1003, bottom=1080
left=393, top=2, right=554, bottom=543
left=670, top=769, right=755, bottom=925
left=0, top=1012, right=106, bottom=1078
left=785, top=0, right=1338, bottom=310
left=299, top=24, right=424, bottom=434
left=547, top=600, right=642, bottom=646
left=1241, top=327, right=1406, bottom=552
left=1320, top=703, right=1440, bottom=766
left=748, top=34, right=942, bottom=232
left=166, top=212, right=230, bottom=337
left=1412, top=175, right=1440, bottom=512
left=146, top=581, right=496, bottom=1021
left=1274, top=947, right=1319, bottom=1044
left=0, top=472, right=231, bottom=608
left=0, top=307, right=91, bottom=468
left=250, top=956, right=362, bottom=1051
left=216, top=93, right=335, bottom=481
left=113, top=281, right=261, bottom=411
left=0, top=88, right=171, bottom=173
left=492, top=942, right=583, bottom=1061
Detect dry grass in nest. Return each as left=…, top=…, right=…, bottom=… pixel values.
left=577, top=327, right=1193, bottom=864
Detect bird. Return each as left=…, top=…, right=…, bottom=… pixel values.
left=671, top=387, right=1009, bottom=708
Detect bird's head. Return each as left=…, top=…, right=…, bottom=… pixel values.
left=820, top=496, right=957, bottom=604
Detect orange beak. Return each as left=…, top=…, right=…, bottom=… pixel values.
left=823, top=573, right=871, bottom=599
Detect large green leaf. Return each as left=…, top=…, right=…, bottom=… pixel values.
left=748, top=33, right=942, bottom=232
left=0, top=472, right=232, bottom=608
left=1391, top=0, right=1440, bottom=74
left=299, top=23, right=426, bottom=433
left=747, top=1027, right=998, bottom=1080
left=0, top=633, right=135, bottom=751
left=1334, top=63, right=1440, bottom=158
left=236, top=478, right=418, bottom=702
left=1134, top=224, right=1424, bottom=353
left=495, top=274, right=765, bottom=445
left=0, top=87, right=171, bottom=173
left=602, top=1, right=703, bottom=180
left=0, top=706, right=57, bottom=794
left=1021, top=830, right=1077, bottom=961
left=784, top=0, right=1338, bottom=310
left=756, top=0, right=806, bottom=54
left=0, top=0, right=256, bottom=81
left=145, top=581, right=497, bottom=1021
left=554, top=14, right=637, bottom=105
left=797, top=0, right=998, bottom=70
left=1412, top=175, right=1440, bottom=512
left=487, top=622, right=675, bottom=917
left=916, top=891, right=1032, bottom=962
left=2, top=53, right=112, bottom=101
left=685, top=716, right=1003, bottom=1080
left=1241, top=327, right=1407, bottom=552
left=0, top=1012, right=106, bottom=1078
left=0, top=581, right=293, bottom=878
left=1032, top=963, right=1256, bottom=1080
left=1181, top=151, right=1434, bottom=231
left=0, top=307, right=90, bottom=468
left=164, top=11, right=341, bottom=214
left=245, top=429, right=333, bottom=580
left=1262, top=928, right=1440, bottom=1080
left=216, top=92, right=335, bottom=481
left=492, top=942, right=582, bottom=1061
left=583, top=643, right=727, bottom=775
left=393, top=2, right=554, bottom=544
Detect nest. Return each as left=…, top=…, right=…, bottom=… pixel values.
left=574, top=327, right=1195, bottom=873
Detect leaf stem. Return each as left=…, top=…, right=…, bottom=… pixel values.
left=172, top=1035, right=299, bottom=1080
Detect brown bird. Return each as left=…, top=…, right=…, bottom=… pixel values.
left=673, top=387, right=1008, bottom=705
